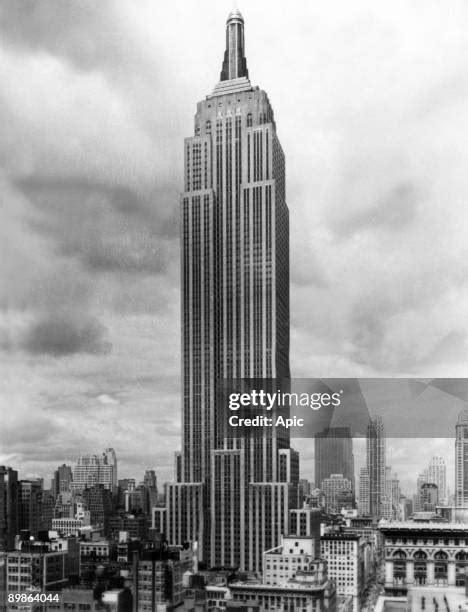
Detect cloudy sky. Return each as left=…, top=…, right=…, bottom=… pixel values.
left=1, top=0, right=467, bottom=494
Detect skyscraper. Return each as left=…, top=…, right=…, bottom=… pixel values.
left=18, top=480, right=42, bottom=536
left=315, top=427, right=354, bottom=492
left=427, top=456, right=446, bottom=505
left=414, top=468, right=428, bottom=512
left=358, top=467, right=370, bottom=516
left=72, top=448, right=117, bottom=494
left=0, top=466, right=18, bottom=551
left=366, top=416, right=385, bottom=518
left=142, top=470, right=159, bottom=510
left=420, top=482, right=438, bottom=511
left=321, top=474, right=353, bottom=513
left=455, top=410, right=468, bottom=506
left=51, top=464, right=73, bottom=498
left=164, top=9, right=298, bottom=572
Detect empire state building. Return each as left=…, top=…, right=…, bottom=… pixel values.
left=159, top=9, right=299, bottom=573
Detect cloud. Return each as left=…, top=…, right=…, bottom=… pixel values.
left=20, top=313, right=111, bottom=356
left=0, top=1, right=142, bottom=75
left=330, top=180, right=420, bottom=238
left=18, top=177, right=178, bottom=275
left=97, top=394, right=119, bottom=406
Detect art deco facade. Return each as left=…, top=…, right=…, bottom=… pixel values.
left=164, top=9, right=299, bottom=572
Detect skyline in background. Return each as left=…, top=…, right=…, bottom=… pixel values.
left=1, top=0, right=468, bottom=489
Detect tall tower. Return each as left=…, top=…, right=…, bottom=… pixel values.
left=164, top=9, right=298, bottom=572
left=366, top=416, right=385, bottom=518
left=455, top=410, right=468, bottom=506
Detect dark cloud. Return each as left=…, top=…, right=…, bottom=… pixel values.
left=21, top=313, right=111, bottom=356
left=17, top=176, right=178, bottom=275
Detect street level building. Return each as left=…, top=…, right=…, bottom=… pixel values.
left=380, top=520, right=468, bottom=595
left=320, top=532, right=369, bottom=612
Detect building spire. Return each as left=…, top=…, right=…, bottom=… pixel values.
left=220, top=8, right=249, bottom=81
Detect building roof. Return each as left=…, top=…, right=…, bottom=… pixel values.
left=380, top=521, right=468, bottom=533
left=408, top=586, right=468, bottom=611
left=321, top=532, right=361, bottom=541
left=230, top=580, right=330, bottom=593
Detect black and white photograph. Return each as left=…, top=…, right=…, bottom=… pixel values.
left=1, top=1, right=468, bottom=610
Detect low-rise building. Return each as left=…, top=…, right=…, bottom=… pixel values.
left=229, top=572, right=336, bottom=612
left=320, top=531, right=368, bottom=612
left=134, top=545, right=192, bottom=611
left=5, top=545, right=68, bottom=593
left=263, top=536, right=324, bottom=586
left=407, top=585, right=468, bottom=611
left=80, top=539, right=115, bottom=571
left=380, top=520, right=468, bottom=595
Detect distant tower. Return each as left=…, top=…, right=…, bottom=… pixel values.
left=455, top=411, right=468, bottom=506
left=102, top=448, right=118, bottom=492
left=414, top=469, right=428, bottom=512
left=51, top=464, right=73, bottom=497
left=427, top=456, right=446, bottom=505
left=384, top=468, right=400, bottom=520
left=142, top=470, right=158, bottom=509
left=366, top=416, right=386, bottom=518
left=72, top=448, right=117, bottom=494
left=420, top=482, right=438, bottom=511
left=358, top=467, right=370, bottom=516
left=321, top=474, right=353, bottom=513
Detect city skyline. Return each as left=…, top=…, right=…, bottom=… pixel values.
left=1, top=431, right=458, bottom=505
left=2, top=0, right=468, bottom=491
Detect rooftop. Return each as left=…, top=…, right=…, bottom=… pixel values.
left=408, top=586, right=468, bottom=611
left=230, top=579, right=330, bottom=593
left=380, top=521, right=468, bottom=532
